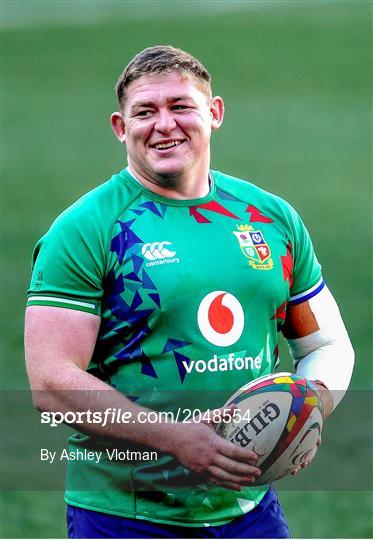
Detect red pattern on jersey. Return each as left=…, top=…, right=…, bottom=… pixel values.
left=246, top=205, right=273, bottom=223
left=281, top=242, right=294, bottom=286
left=189, top=201, right=240, bottom=223
left=271, top=301, right=288, bottom=321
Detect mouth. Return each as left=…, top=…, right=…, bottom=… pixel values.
left=150, top=140, right=186, bottom=152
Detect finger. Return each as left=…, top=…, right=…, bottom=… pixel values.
left=316, top=434, right=322, bottom=447
left=208, top=465, right=256, bottom=487
left=291, top=467, right=301, bottom=476
left=213, top=454, right=261, bottom=477
left=216, top=438, right=259, bottom=464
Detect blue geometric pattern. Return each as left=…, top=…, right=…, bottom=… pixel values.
left=142, top=269, right=157, bottom=290
left=129, top=201, right=168, bottom=219
left=124, top=271, right=142, bottom=283
left=130, top=290, right=142, bottom=311
left=161, top=339, right=191, bottom=383
left=162, top=338, right=191, bottom=354
left=127, top=395, right=140, bottom=402
left=93, top=219, right=161, bottom=379
left=139, top=201, right=164, bottom=218
left=149, top=293, right=161, bottom=307
left=140, top=201, right=168, bottom=218
left=216, top=188, right=242, bottom=202
left=111, top=219, right=143, bottom=264
left=173, top=351, right=191, bottom=383
left=131, top=254, right=144, bottom=274
left=140, top=351, right=158, bottom=378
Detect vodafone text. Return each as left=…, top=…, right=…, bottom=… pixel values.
left=183, top=353, right=262, bottom=374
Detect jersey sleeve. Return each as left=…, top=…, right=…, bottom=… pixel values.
left=286, top=204, right=325, bottom=305
left=27, top=207, right=108, bottom=315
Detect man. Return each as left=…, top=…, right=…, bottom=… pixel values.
left=25, top=46, right=354, bottom=538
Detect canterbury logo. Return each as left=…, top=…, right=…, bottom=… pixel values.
left=141, top=241, right=177, bottom=261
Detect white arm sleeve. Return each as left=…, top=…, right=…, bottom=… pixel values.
left=287, top=286, right=355, bottom=410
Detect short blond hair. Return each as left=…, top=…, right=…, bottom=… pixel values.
left=115, top=45, right=212, bottom=110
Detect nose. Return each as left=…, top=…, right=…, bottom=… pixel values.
left=155, top=109, right=177, bottom=133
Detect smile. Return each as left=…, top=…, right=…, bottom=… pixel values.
left=152, top=140, right=184, bottom=150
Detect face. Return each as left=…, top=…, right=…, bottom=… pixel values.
left=111, top=71, right=224, bottom=187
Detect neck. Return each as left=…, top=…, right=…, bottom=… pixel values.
left=127, top=164, right=211, bottom=200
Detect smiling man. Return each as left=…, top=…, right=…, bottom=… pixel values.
left=111, top=64, right=223, bottom=198
left=25, top=46, right=354, bottom=538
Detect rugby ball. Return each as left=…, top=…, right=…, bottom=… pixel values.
left=216, top=372, right=323, bottom=485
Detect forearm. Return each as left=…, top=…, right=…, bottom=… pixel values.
left=31, top=362, right=180, bottom=455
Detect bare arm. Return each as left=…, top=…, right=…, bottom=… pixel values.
left=25, top=306, right=261, bottom=491
left=25, top=305, right=178, bottom=449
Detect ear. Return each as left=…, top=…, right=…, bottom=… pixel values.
left=110, top=112, right=126, bottom=143
left=210, top=96, right=225, bottom=131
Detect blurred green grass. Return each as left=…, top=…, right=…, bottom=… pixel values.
left=2, top=1, right=372, bottom=537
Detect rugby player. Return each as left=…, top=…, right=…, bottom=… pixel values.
left=25, top=46, right=354, bottom=538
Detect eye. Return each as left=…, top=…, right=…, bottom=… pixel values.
left=172, top=105, right=190, bottom=111
left=136, top=110, right=152, bottom=117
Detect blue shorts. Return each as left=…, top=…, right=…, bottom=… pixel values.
left=67, top=486, right=290, bottom=538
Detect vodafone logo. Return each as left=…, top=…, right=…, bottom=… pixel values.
left=197, top=291, right=245, bottom=347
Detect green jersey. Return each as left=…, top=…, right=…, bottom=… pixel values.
left=27, top=169, right=323, bottom=526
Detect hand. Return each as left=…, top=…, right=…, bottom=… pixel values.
left=291, top=433, right=322, bottom=476
left=312, top=380, right=334, bottom=418
left=167, top=406, right=261, bottom=491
